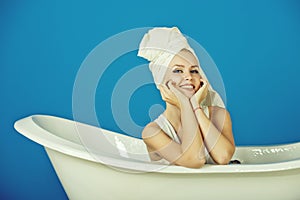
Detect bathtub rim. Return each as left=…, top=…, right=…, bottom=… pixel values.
left=14, top=114, right=300, bottom=174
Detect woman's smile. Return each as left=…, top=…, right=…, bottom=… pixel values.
left=179, top=83, right=195, bottom=90
left=178, top=82, right=197, bottom=98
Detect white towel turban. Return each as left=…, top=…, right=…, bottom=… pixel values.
left=138, top=27, right=195, bottom=86
left=137, top=27, right=225, bottom=108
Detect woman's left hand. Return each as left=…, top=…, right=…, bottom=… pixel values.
left=190, top=79, right=209, bottom=108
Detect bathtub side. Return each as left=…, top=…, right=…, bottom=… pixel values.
left=232, top=142, right=300, bottom=164
left=45, top=147, right=300, bottom=200
left=15, top=115, right=300, bottom=174
left=15, top=114, right=300, bottom=199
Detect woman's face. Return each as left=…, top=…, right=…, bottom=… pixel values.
left=163, top=50, right=202, bottom=98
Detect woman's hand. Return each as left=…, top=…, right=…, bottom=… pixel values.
left=159, top=81, right=189, bottom=108
left=159, top=82, right=180, bottom=108
left=190, top=79, right=209, bottom=108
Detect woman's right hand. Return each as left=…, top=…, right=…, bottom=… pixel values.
left=159, top=81, right=189, bottom=109
left=159, top=82, right=180, bottom=108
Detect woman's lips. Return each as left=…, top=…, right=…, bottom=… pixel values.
left=179, top=84, right=195, bottom=91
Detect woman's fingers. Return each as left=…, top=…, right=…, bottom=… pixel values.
left=159, top=83, right=177, bottom=104
left=191, top=79, right=209, bottom=105
left=160, top=84, right=173, bottom=98
left=199, top=79, right=208, bottom=89
left=197, top=79, right=209, bottom=95
left=167, top=81, right=181, bottom=95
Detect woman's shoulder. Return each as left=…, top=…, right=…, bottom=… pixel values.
left=142, top=121, right=161, bottom=139
left=208, top=106, right=229, bottom=114
left=208, top=106, right=231, bottom=121
left=208, top=106, right=232, bottom=129
left=142, top=122, right=164, bottom=161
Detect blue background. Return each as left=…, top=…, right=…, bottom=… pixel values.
left=1, top=0, right=300, bottom=199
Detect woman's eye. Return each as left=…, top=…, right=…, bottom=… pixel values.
left=191, top=70, right=199, bottom=74
left=173, top=69, right=183, bottom=73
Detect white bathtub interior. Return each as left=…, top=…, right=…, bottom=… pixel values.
left=31, top=115, right=151, bottom=162
left=15, top=115, right=300, bottom=173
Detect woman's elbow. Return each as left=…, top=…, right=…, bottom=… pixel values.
left=189, top=159, right=206, bottom=168
left=214, top=148, right=235, bottom=165
left=178, top=157, right=206, bottom=169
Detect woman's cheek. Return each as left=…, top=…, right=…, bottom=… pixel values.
left=170, top=76, right=181, bottom=85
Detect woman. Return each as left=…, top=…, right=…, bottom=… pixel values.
left=138, top=27, right=235, bottom=168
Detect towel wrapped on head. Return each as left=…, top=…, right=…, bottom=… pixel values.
left=138, top=27, right=196, bottom=86
left=137, top=27, right=225, bottom=108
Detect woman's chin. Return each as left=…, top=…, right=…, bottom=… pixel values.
left=180, top=89, right=195, bottom=98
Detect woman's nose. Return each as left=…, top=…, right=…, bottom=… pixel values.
left=183, top=71, right=192, bottom=80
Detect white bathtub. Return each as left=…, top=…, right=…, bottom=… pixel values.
left=14, top=115, right=300, bottom=200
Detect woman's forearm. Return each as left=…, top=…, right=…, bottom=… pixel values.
left=193, top=107, right=235, bottom=164
left=179, top=100, right=206, bottom=160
